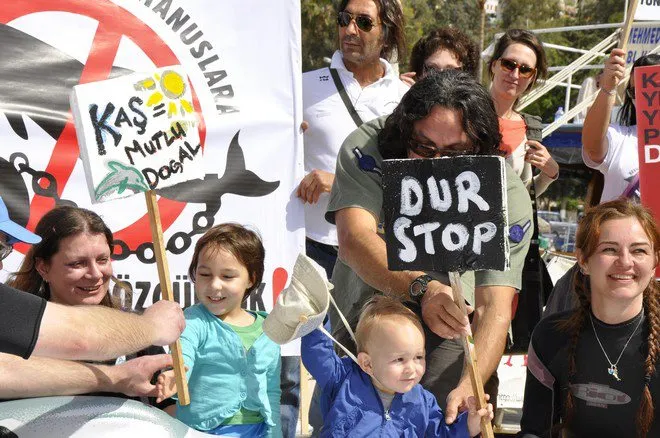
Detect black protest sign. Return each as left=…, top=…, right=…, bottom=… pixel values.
left=382, top=156, right=509, bottom=272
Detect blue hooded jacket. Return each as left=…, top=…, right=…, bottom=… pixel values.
left=302, top=325, right=470, bottom=437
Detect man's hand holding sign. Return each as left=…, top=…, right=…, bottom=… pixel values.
left=70, top=65, right=198, bottom=405
left=383, top=156, right=509, bottom=438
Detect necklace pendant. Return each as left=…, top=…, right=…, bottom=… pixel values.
left=608, top=364, right=621, bottom=381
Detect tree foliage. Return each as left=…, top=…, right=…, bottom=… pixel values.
left=301, top=1, right=487, bottom=72
left=301, top=1, right=337, bottom=72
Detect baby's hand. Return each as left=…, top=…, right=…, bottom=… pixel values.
left=156, top=369, right=178, bottom=403
left=466, top=395, right=494, bottom=437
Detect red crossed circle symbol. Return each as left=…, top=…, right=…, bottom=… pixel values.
left=1, top=0, right=207, bottom=253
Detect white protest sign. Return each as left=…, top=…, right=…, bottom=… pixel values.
left=634, top=1, right=660, bottom=21
left=626, top=22, right=660, bottom=65
left=71, top=65, right=202, bottom=203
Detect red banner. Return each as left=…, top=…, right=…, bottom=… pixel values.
left=636, top=65, right=660, bottom=223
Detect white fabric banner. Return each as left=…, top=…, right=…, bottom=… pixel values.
left=0, top=0, right=305, bottom=353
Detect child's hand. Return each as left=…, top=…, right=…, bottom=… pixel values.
left=156, top=369, right=178, bottom=403
left=466, top=394, right=494, bottom=437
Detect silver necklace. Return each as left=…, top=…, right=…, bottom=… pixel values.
left=588, top=310, right=644, bottom=382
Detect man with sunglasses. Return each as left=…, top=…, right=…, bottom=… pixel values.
left=292, top=0, right=406, bottom=435
left=324, top=70, right=533, bottom=428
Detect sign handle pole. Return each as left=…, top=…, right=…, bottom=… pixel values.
left=145, top=190, right=191, bottom=406
left=617, top=1, right=639, bottom=51
left=449, top=271, right=494, bottom=438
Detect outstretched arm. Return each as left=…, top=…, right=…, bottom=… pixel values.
left=519, top=344, right=558, bottom=437
left=444, top=285, right=516, bottom=424
left=582, top=48, right=626, bottom=164
left=335, top=207, right=422, bottom=296
left=0, top=352, right=173, bottom=399
left=301, top=321, right=349, bottom=391
left=34, top=300, right=185, bottom=361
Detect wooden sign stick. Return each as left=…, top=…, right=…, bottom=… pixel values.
left=145, top=190, right=191, bottom=405
left=449, top=271, right=494, bottom=438
left=617, top=0, right=639, bottom=52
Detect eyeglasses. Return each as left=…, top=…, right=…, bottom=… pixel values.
left=0, top=239, right=13, bottom=262
left=337, top=11, right=379, bottom=33
left=407, top=139, right=475, bottom=159
left=498, top=58, right=536, bottom=78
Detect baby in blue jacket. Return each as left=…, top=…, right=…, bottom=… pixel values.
left=302, top=295, right=492, bottom=437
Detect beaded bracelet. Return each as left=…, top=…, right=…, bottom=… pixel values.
left=600, top=87, right=616, bottom=96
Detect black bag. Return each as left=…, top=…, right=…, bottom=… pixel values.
left=507, top=114, right=553, bottom=353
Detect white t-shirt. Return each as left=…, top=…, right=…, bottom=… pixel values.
left=302, top=51, right=408, bottom=245
left=582, top=124, right=639, bottom=202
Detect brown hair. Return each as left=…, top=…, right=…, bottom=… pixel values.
left=410, top=27, right=480, bottom=78
left=188, top=223, right=265, bottom=301
left=8, top=206, right=115, bottom=308
left=488, top=29, right=548, bottom=95
left=561, top=199, right=659, bottom=437
left=355, top=295, right=424, bottom=352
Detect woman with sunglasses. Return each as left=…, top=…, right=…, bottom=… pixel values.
left=582, top=51, right=660, bottom=203
left=488, top=29, right=559, bottom=196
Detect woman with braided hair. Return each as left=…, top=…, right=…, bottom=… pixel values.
left=519, top=198, right=659, bottom=438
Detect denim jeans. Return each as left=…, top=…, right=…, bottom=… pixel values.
left=279, top=356, right=301, bottom=438
left=280, top=238, right=337, bottom=438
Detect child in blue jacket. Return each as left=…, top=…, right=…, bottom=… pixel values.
left=302, top=295, right=492, bottom=437
left=157, top=224, right=281, bottom=437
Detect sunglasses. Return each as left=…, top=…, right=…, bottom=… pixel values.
left=498, top=58, right=536, bottom=78
left=0, top=239, right=13, bottom=262
left=408, top=139, right=475, bottom=159
left=337, top=11, right=379, bottom=33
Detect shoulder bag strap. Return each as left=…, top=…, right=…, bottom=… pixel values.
left=329, top=68, right=364, bottom=128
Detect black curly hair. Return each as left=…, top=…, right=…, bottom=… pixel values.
left=378, top=70, right=503, bottom=159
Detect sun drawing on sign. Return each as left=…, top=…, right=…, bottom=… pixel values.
left=134, top=70, right=194, bottom=119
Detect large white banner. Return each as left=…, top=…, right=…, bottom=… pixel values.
left=0, top=0, right=305, bottom=344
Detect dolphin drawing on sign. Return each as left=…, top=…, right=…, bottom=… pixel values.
left=157, top=130, right=280, bottom=218
left=95, top=161, right=151, bottom=200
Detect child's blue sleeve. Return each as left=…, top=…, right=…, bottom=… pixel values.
left=266, top=350, right=282, bottom=438
left=425, top=390, right=470, bottom=438
left=300, top=318, right=349, bottom=392
left=179, top=307, right=203, bottom=380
